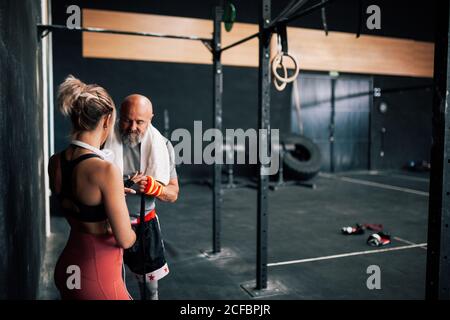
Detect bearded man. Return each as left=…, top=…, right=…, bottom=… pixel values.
left=104, top=94, right=179, bottom=300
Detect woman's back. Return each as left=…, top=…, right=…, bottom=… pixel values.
left=50, top=146, right=110, bottom=235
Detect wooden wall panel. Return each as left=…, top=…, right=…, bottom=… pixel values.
left=82, top=9, right=434, bottom=77
left=286, top=28, right=434, bottom=77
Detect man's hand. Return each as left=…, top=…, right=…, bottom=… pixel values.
left=124, top=171, right=147, bottom=196
left=130, top=171, right=147, bottom=184
left=142, top=175, right=164, bottom=197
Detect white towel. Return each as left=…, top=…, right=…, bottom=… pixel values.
left=104, top=124, right=171, bottom=186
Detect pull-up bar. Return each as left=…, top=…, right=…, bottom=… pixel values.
left=37, top=23, right=213, bottom=48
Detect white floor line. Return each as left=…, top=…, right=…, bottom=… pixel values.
left=332, top=170, right=429, bottom=182
left=380, top=173, right=429, bottom=183
left=319, top=173, right=429, bottom=197
left=393, top=236, right=427, bottom=251
left=267, top=243, right=428, bottom=267
left=342, top=170, right=429, bottom=182
left=334, top=170, right=381, bottom=176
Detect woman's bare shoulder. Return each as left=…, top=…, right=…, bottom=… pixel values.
left=48, top=152, right=61, bottom=173
left=88, top=159, right=121, bottom=184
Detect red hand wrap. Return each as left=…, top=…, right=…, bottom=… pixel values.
left=144, top=176, right=164, bottom=197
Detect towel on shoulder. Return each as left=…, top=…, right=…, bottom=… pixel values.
left=104, top=124, right=171, bottom=186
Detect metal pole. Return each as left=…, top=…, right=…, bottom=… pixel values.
left=330, top=77, right=336, bottom=173
left=163, top=109, right=170, bottom=139
left=426, top=0, right=450, bottom=300
left=256, top=0, right=271, bottom=290
left=40, top=0, right=52, bottom=238
left=47, top=1, right=55, bottom=158
left=212, top=6, right=223, bottom=254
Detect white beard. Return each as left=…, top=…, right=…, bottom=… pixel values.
left=121, top=131, right=144, bottom=147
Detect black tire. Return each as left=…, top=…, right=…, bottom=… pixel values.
left=283, top=135, right=321, bottom=181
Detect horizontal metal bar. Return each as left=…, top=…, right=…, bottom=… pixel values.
left=37, top=24, right=213, bottom=43
left=278, top=0, right=337, bottom=26
left=220, top=0, right=338, bottom=53
left=220, top=32, right=260, bottom=52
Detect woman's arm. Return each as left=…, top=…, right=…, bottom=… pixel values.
left=48, top=153, right=61, bottom=194
left=99, top=162, right=136, bottom=249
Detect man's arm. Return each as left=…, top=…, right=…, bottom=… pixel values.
left=157, top=178, right=179, bottom=203
left=136, top=139, right=179, bottom=202
left=156, top=139, right=179, bottom=202
left=137, top=176, right=179, bottom=202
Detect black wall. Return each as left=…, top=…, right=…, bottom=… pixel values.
left=291, top=73, right=433, bottom=172
left=371, top=76, right=433, bottom=170
left=51, top=0, right=435, bottom=178
left=0, top=0, right=46, bottom=299
left=293, top=73, right=372, bottom=172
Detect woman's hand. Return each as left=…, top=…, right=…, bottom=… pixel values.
left=124, top=187, right=136, bottom=196
left=105, top=221, right=113, bottom=235
left=124, top=171, right=147, bottom=195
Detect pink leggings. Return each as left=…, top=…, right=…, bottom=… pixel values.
left=54, top=230, right=131, bottom=300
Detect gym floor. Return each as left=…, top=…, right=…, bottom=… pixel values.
left=39, top=169, right=429, bottom=300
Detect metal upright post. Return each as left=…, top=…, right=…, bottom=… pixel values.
left=256, top=0, right=271, bottom=290
left=330, top=77, right=336, bottom=173
left=212, top=6, right=223, bottom=254
left=426, top=0, right=450, bottom=300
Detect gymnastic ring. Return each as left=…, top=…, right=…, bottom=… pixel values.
left=273, top=61, right=288, bottom=91
left=272, top=52, right=300, bottom=83
left=272, top=52, right=299, bottom=83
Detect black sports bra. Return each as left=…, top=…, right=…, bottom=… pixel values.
left=59, top=149, right=108, bottom=222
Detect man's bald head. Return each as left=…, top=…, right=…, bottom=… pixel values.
left=121, top=94, right=153, bottom=117
left=119, top=94, right=154, bottom=146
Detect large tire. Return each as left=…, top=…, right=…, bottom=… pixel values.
left=283, top=135, right=321, bottom=181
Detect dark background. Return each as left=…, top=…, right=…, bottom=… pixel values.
left=0, top=0, right=47, bottom=299
left=0, top=0, right=436, bottom=299
left=51, top=0, right=435, bottom=179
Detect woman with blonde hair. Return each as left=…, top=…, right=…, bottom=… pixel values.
left=48, top=75, right=136, bottom=300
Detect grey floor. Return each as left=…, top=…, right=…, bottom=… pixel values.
left=38, top=170, right=429, bottom=300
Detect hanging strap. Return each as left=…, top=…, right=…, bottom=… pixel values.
left=321, top=0, right=329, bottom=36
left=140, top=193, right=147, bottom=300
left=278, top=24, right=288, bottom=53
left=356, top=0, right=363, bottom=38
